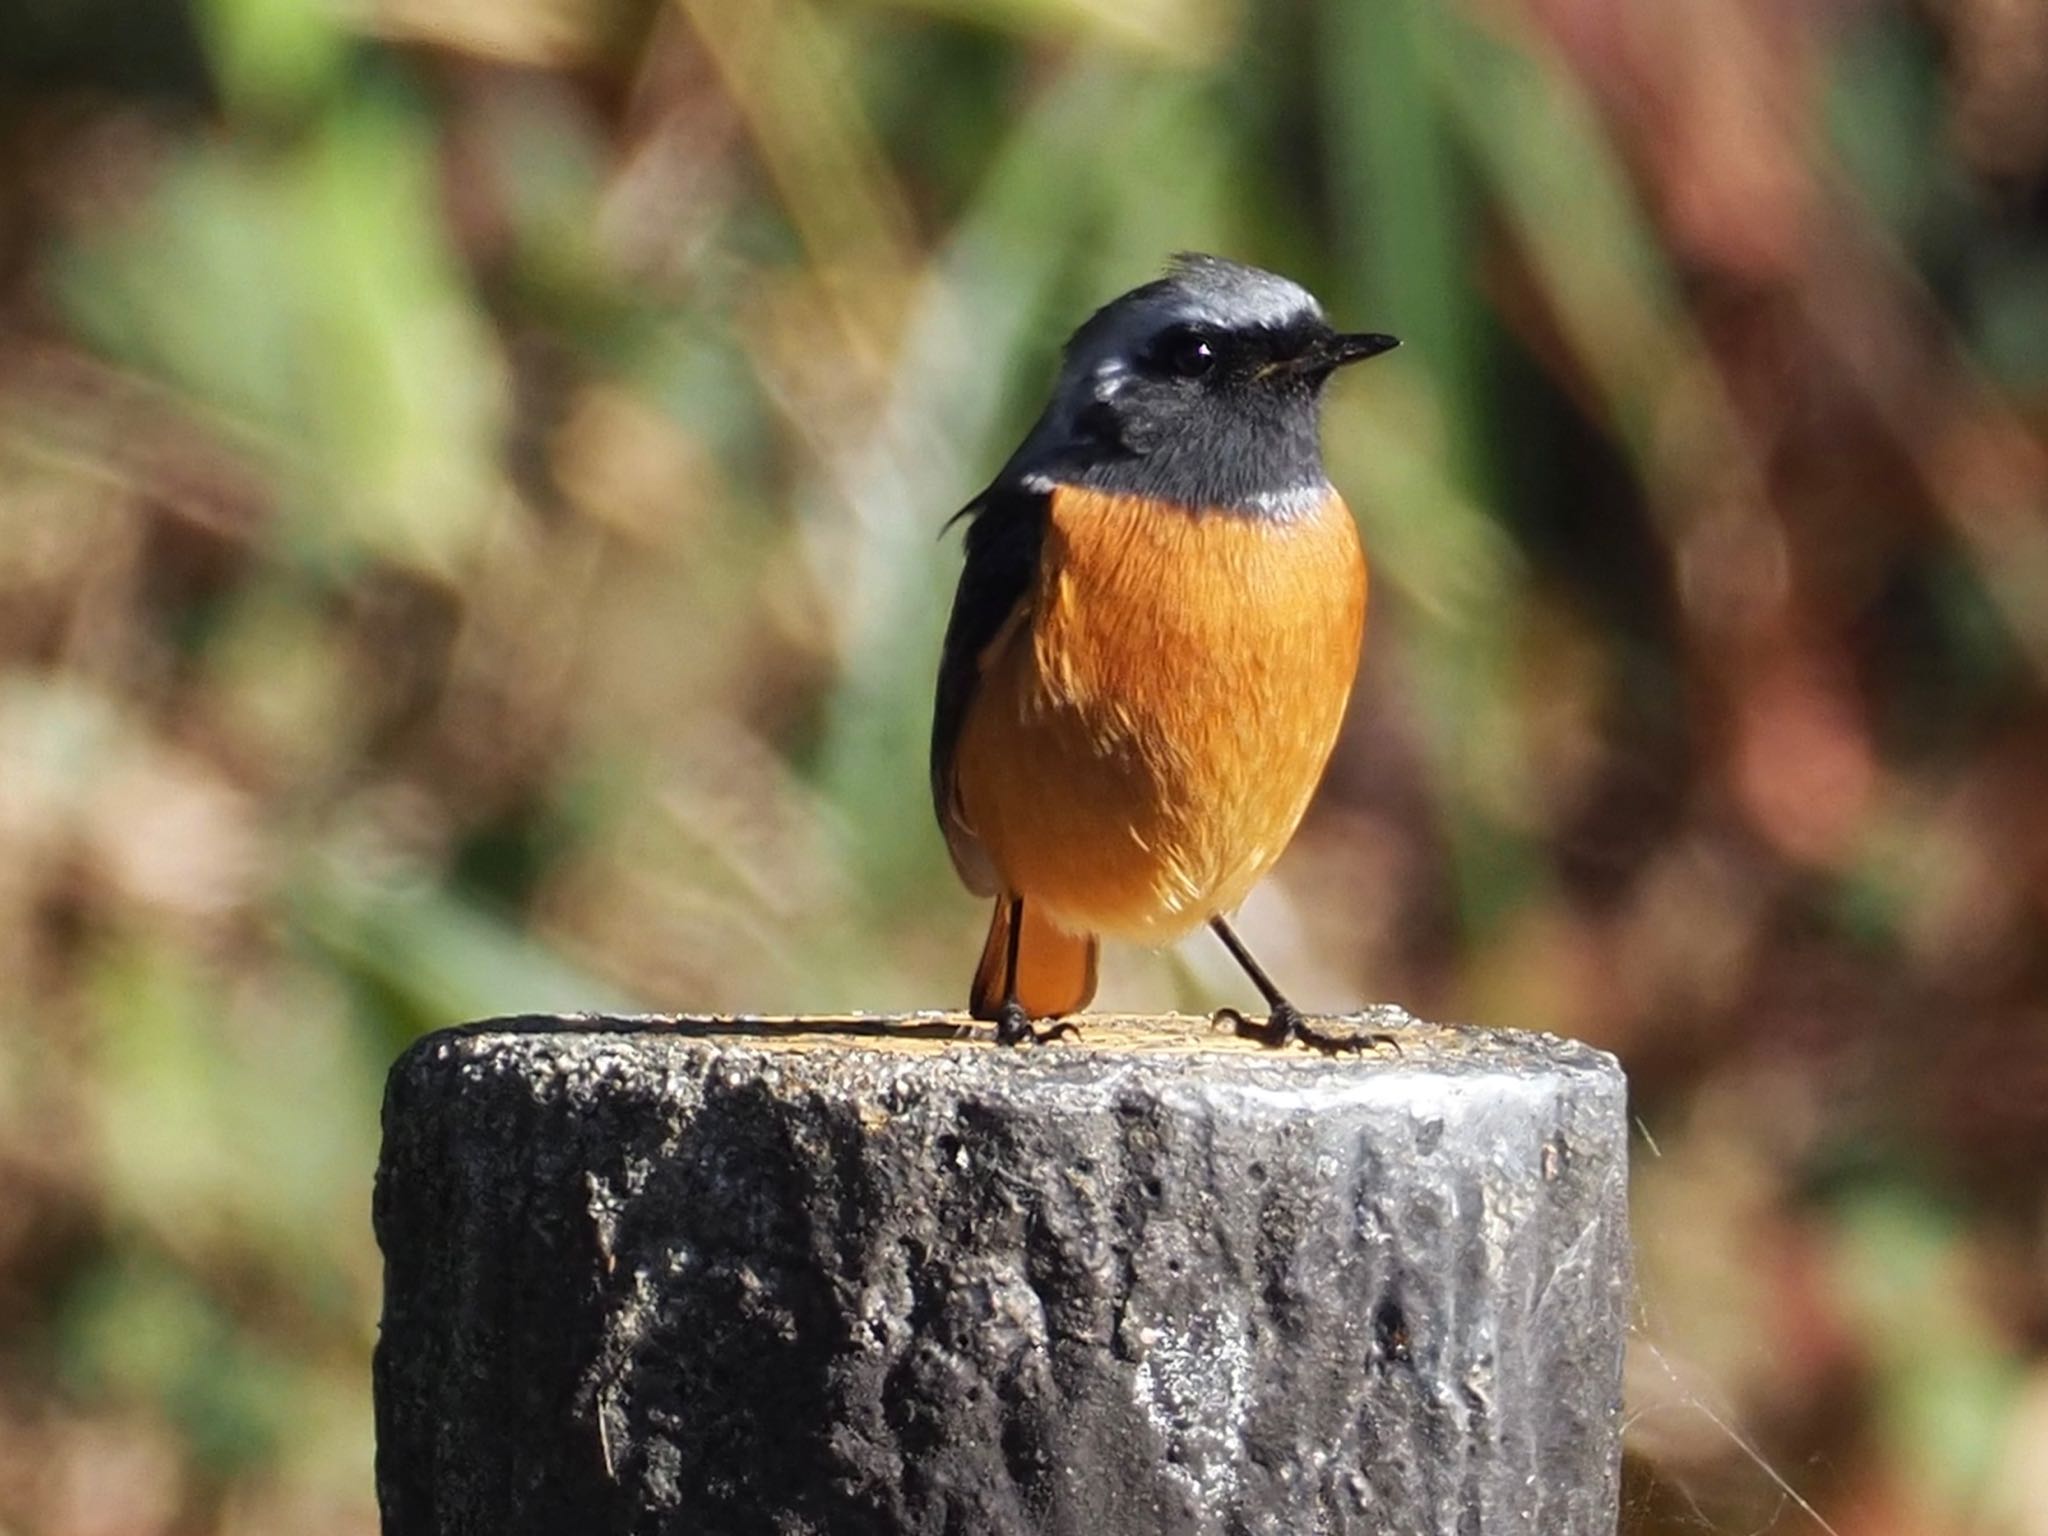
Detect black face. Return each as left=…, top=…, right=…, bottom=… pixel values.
left=1068, top=315, right=1393, bottom=513
left=1144, top=315, right=1339, bottom=389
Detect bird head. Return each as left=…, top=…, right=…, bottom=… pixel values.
left=1002, top=254, right=1398, bottom=514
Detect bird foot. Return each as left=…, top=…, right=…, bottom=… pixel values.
left=1213, top=1003, right=1399, bottom=1055
left=994, top=1002, right=1080, bottom=1047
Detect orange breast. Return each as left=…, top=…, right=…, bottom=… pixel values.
left=951, top=484, right=1366, bottom=942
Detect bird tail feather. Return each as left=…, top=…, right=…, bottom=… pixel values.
left=970, top=900, right=1097, bottom=1020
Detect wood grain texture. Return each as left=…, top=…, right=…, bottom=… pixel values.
left=374, top=1012, right=1630, bottom=1536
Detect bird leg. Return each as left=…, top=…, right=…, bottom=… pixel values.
left=1207, top=915, right=1396, bottom=1054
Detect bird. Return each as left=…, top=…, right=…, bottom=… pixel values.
left=930, top=253, right=1396, bottom=1048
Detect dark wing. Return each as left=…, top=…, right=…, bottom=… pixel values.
left=930, top=480, right=1049, bottom=893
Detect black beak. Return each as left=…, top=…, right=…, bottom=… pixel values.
left=1324, top=331, right=1400, bottom=368
left=1269, top=330, right=1400, bottom=380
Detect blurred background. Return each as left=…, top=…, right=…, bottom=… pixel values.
left=0, top=0, right=2044, bottom=1529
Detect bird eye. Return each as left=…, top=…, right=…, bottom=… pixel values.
left=1160, top=329, right=1217, bottom=379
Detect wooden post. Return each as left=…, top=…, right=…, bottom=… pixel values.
left=374, top=1013, right=1629, bottom=1535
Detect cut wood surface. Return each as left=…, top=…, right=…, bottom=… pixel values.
left=375, top=1011, right=1630, bottom=1536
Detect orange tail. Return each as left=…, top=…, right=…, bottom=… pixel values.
left=970, top=899, right=1098, bottom=1020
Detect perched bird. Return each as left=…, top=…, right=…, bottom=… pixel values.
left=930, top=254, right=1396, bottom=1047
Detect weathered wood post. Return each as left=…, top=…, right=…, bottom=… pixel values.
left=374, top=1012, right=1629, bottom=1535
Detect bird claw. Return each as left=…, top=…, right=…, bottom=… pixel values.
left=994, top=1003, right=1080, bottom=1047
left=1213, top=1003, right=1400, bottom=1056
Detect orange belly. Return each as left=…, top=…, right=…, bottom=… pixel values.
left=952, top=484, right=1366, bottom=942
